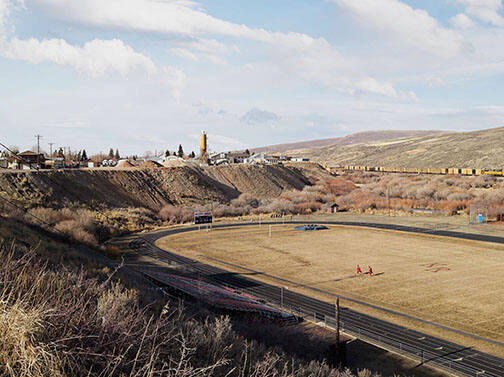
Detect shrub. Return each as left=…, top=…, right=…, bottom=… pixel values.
left=230, top=193, right=259, bottom=209
left=158, top=205, right=193, bottom=224
left=324, top=179, right=356, bottom=196
left=0, top=240, right=356, bottom=377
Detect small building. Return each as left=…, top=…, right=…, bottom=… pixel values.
left=245, top=153, right=279, bottom=165
left=328, top=203, right=340, bottom=213
left=15, top=150, right=46, bottom=169
left=291, top=158, right=310, bottom=162
left=227, top=151, right=250, bottom=163
left=0, top=157, right=7, bottom=169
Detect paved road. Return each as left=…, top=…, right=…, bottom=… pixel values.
left=127, top=221, right=504, bottom=376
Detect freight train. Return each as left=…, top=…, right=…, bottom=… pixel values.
left=340, top=166, right=504, bottom=176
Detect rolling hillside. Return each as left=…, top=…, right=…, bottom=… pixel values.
left=255, top=130, right=443, bottom=154
left=284, top=127, right=504, bottom=169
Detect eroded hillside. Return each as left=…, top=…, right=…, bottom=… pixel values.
left=0, top=164, right=331, bottom=210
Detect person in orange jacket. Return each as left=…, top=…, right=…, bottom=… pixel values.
left=368, top=266, right=373, bottom=276
left=356, top=265, right=362, bottom=274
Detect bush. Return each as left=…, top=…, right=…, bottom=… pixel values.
left=0, top=240, right=358, bottom=377
left=230, top=193, right=259, bottom=209
left=158, top=205, right=193, bottom=224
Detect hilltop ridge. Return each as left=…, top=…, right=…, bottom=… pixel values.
left=254, top=130, right=444, bottom=154
left=260, top=127, right=504, bottom=169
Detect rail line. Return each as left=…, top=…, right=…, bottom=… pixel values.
left=127, top=221, right=504, bottom=376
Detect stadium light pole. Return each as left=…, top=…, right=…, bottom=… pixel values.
left=335, top=297, right=340, bottom=361
left=280, top=286, right=288, bottom=308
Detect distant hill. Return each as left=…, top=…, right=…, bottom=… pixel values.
left=283, top=127, right=504, bottom=169
left=254, top=130, right=444, bottom=154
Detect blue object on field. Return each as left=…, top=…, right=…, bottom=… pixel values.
left=294, top=224, right=329, bottom=231
left=478, top=214, right=483, bottom=223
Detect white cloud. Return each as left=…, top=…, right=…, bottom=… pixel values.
left=2, top=37, right=186, bottom=101
left=0, top=0, right=10, bottom=45
left=426, top=77, right=447, bottom=88
left=170, top=47, right=198, bottom=61
left=450, top=13, right=476, bottom=29
left=30, top=0, right=273, bottom=42
left=4, top=37, right=157, bottom=77
left=169, top=46, right=226, bottom=65
left=161, top=66, right=186, bottom=104
left=355, top=77, right=398, bottom=98
left=333, top=0, right=472, bottom=57
left=455, top=0, right=504, bottom=26
left=208, top=134, right=245, bottom=149
left=186, top=38, right=233, bottom=54
left=240, top=108, right=280, bottom=125
left=19, top=0, right=412, bottom=100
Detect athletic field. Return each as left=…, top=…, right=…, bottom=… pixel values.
left=156, top=224, right=504, bottom=354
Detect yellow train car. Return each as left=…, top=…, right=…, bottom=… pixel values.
left=341, top=165, right=488, bottom=176
left=461, top=168, right=476, bottom=175
left=483, top=170, right=503, bottom=176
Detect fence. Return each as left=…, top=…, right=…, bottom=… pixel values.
left=202, top=278, right=496, bottom=377
left=132, top=232, right=501, bottom=377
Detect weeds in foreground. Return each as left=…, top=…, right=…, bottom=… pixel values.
left=0, top=239, right=374, bottom=377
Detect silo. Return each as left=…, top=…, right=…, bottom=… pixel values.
left=200, top=131, right=207, bottom=156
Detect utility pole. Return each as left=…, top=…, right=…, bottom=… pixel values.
left=335, top=297, right=340, bottom=358
left=35, top=134, right=42, bottom=168
left=387, top=185, right=391, bottom=217
left=48, top=142, right=54, bottom=158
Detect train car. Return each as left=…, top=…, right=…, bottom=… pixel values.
left=461, top=168, right=476, bottom=175
left=483, top=170, right=503, bottom=176
left=342, top=165, right=487, bottom=176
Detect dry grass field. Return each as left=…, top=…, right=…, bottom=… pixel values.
left=156, top=224, right=504, bottom=356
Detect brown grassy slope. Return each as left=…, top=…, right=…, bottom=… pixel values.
left=254, top=130, right=443, bottom=154
left=287, top=127, right=504, bottom=169
left=0, top=164, right=330, bottom=210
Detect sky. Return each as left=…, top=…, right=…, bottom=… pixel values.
left=1, top=0, right=504, bottom=155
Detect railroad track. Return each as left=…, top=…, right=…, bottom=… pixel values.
left=127, top=221, right=504, bottom=376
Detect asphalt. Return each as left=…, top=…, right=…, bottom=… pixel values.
left=127, top=220, right=504, bottom=376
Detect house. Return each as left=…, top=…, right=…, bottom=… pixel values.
left=245, top=153, right=279, bottom=165
left=226, top=151, right=250, bottom=163
left=16, top=150, right=46, bottom=169
left=328, top=203, right=340, bottom=213
left=0, top=157, right=7, bottom=169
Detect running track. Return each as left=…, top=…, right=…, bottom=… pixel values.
left=127, top=221, right=504, bottom=376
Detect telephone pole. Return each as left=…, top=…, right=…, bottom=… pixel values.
left=48, top=142, right=54, bottom=158
left=335, top=297, right=340, bottom=348
left=35, top=134, right=42, bottom=167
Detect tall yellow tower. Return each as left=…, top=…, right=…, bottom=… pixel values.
left=200, top=131, right=208, bottom=159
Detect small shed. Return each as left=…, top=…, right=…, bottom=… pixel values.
left=328, top=203, right=339, bottom=213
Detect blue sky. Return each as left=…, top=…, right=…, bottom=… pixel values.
left=1, top=0, right=504, bottom=156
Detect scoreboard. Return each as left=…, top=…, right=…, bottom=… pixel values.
left=194, top=211, right=213, bottom=224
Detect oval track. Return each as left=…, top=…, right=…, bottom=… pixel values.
left=128, top=221, right=504, bottom=376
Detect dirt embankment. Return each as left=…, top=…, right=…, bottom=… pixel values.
left=0, top=164, right=331, bottom=210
